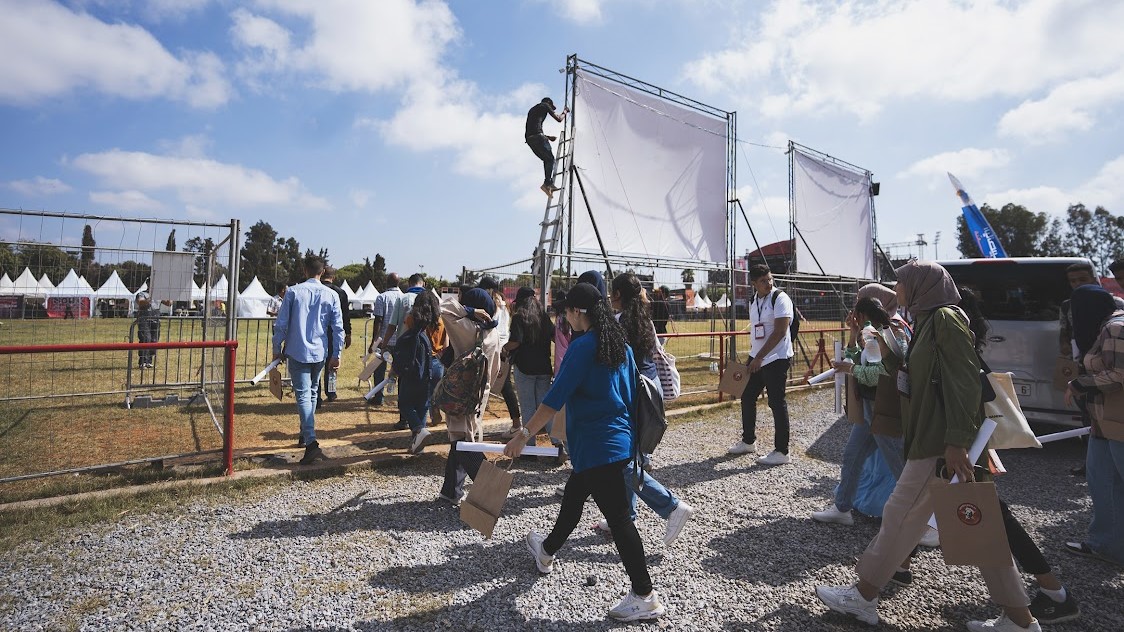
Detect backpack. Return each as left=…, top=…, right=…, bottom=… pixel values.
left=391, top=327, right=429, bottom=384
left=632, top=371, right=667, bottom=456
left=433, top=328, right=490, bottom=417
left=755, top=289, right=801, bottom=343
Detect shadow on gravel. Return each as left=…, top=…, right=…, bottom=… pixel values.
left=701, top=516, right=844, bottom=585
left=804, top=415, right=852, bottom=464
left=722, top=603, right=911, bottom=632
left=644, top=455, right=751, bottom=490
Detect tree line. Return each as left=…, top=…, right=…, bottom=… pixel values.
left=956, top=203, right=1122, bottom=272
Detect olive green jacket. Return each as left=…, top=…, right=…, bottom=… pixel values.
left=882, top=307, right=982, bottom=460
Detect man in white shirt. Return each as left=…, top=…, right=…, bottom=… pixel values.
left=367, top=273, right=403, bottom=406
left=729, top=265, right=794, bottom=465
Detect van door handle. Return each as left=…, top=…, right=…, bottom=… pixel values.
left=987, top=335, right=1005, bottom=343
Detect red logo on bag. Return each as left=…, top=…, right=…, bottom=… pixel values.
left=957, top=503, right=982, bottom=526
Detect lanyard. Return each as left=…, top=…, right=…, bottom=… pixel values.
left=754, top=290, right=772, bottom=322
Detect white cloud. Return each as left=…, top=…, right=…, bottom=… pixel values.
left=71, top=149, right=330, bottom=211
left=143, top=0, right=211, bottom=22
left=0, top=0, right=232, bottom=108
left=349, top=189, right=371, bottom=208
left=235, top=0, right=459, bottom=93
left=898, top=148, right=1011, bottom=184
left=982, top=155, right=1124, bottom=214
left=684, top=0, right=1124, bottom=120
left=998, top=70, right=1124, bottom=143
left=89, top=189, right=165, bottom=212
left=557, top=0, right=603, bottom=24
left=5, top=176, right=72, bottom=196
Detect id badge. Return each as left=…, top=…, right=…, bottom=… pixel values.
left=896, top=367, right=911, bottom=398
left=753, top=323, right=766, bottom=340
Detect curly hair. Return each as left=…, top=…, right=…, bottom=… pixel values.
left=585, top=300, right=628, bottom=367
left=408, top=291, right=439, bottom=331
left=611, top=273, right=657, bottom=363
left=853, top=296, right=892, bottom=329
left=512, top=291, right=551, bottom=347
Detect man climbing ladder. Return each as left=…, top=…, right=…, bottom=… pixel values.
left=525, top=97, right=568, bottom=195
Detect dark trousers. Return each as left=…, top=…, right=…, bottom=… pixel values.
left=1000, top=498, right=1051, bottom=576
left=137, top=318, right=160, bottom=364
left=544, top=459, right=653, bottom=596
left=739, top=357, right=791, bottom=454
left=526, top=134, right=555, bottom=185
left=440, top=439, right=485, bottom=500
left=370, top=362, right=387, bottom=405
left=499, top=366, right=520, bottom=423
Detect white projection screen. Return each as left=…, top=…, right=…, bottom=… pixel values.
left=792, top=151, right=874, bottom=279
left=571, top=71, right=728, bottom=263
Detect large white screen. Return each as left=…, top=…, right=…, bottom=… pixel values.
left=571, top=71, right=728, bottom=263
left=793, top=151, right=874, bottom=279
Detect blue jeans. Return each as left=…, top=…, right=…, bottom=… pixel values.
left=835, top=398, right=906, bottom=513
left=1086, top=435, right=1124, bottom=564
left=622, top=454, right=679, bottom=521
left=513, top=367, right=558, bottom=443
left=401, top=356, right=445, bottom=434
left=289, top=360, right=324, bottom=443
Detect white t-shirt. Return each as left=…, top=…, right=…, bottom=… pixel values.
left=749, top=289, right=794, bottom=366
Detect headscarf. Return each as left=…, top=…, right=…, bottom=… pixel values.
left=856, top=283, right=898, bottom=313
left=576, top=270, right=607, bottom=299
left=1071, top=284, right=1117, bottom=357
left=460, top=288, right=496, bottom=317
left=893, top=260, right=960, bottom=313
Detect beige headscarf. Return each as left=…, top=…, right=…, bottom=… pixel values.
left=855, top=283, right=898, bottom=313
left=894, top=260, right=960, bottom=313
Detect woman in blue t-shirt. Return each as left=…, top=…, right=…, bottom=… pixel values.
left=504, top=282, right=665, bottom=623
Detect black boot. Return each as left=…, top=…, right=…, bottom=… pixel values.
left=300, top=441, right=324, bottom=465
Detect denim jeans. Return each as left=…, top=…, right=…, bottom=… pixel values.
left=739, top=358, right=791, bottom=453
left=526, top=134, right=555, bottom=186
left=622, top=454, right=679, bottom=521
left=289, top=360, right=324, bottom=443
left=1086, top=435, right=1124, bottom=564
left=513, top=367, right=557, bottom=442
left=835, top=398, right=906, bottom=513
left=137, top=318, right=160, bottom=364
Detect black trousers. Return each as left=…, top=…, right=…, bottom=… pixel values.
left=526, top=134, right=555, bottom=185
left=544, top=459, right=653, bottom=596
left=739, top=357, right=791, bottom=453
left=440, top=440, right=484, bottom=501
left=1000, top=498, right=1051, bottom=576
left=499, top=366, right=520, bottom=422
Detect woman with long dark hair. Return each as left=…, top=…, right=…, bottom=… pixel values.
left=393, top=291, right=441, bottom=454
left=504, top=282, right=664, bottom=622
left=816, top=261, right=1038, bottom=631
left=502, top=287, right=559, bottom=451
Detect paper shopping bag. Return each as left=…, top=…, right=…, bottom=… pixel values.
left=930, top=480, right=1013, bottom=567
left=357, top=352, right=385, bottom=382
left=718, top=359, right=751, bottom=398
left=460, top=459, right=514, bottom=539
left=871, top=373, right=903, bottom=437
left=845, top=375, right=864, bottom=424
left=985, top=372, right=1042, bottom=449
left=1052, top=357, right=1080, bottom=392
left=268, top=368, right=284, bottom=401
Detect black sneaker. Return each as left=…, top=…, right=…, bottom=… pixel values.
left=299, top=441, right=325, bottom=465
left=393, top=420, right=409, bottom=431
left=1029, top=591, right=1080, bottom=624
left=890, top=569, right=913, bottom=587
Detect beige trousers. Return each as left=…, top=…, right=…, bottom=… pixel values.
left=856, top=457, right=1029, bottom=608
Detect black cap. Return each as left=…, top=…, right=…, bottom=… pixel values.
left=542, top=97, right=555, bottom=109
left=563, top=283, right=601, bottom=312
left=477, top=276, right=500, bottom=291
left=515, top=286, right=536, bottom=303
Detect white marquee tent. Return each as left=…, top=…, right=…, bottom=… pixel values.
left=0, top=273, right=12, bottom=294
left=236, top=277, right=272, bottom=317
left=10, top=268, right=46, bottom=298
left=79, top=275, right=94, bottom=293
left=352, top=281, right=379, bottom=310
left=47, top=269, right=96, bottom=317
left=209, top=274, right=229, bottom=299
left=94, top=271, right=135, bottom=300
left=38, top=274, right=55, bottom=291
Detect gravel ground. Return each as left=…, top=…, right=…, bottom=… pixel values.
left=2, top=388, right=1122, bottom=631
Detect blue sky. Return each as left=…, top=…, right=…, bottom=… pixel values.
left=2, top=0, right=1122, bottom=283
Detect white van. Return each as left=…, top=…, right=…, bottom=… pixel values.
left=939, top=257, right=1088, bottom=428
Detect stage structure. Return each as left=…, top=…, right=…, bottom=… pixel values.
left=788, top=142, right=877, bottom=280
left=533, top=55, right=737, bottom=329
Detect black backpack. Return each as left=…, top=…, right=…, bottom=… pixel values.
left=755, top=289, right=802, bottom=343
left=632, top=371, right=667, bottom=456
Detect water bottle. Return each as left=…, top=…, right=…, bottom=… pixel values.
left=860, top=322, right=882, bottom=364
left=326, top=368, right=337, bottom=394
left=386, top=375, right=397, bottom=396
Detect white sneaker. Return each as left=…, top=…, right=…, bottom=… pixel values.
left=608, top=590, right=666, bottom=621
left=757, top=450, right=791, bottom=466
left=555, top=485, right=566, bottom=498
left=727, top=440, right=757, bottom=455
left=410, top=427, right=431, bottom=454
left=664, top=501, right=696, bottom=545
left=918, top=527, right=940, bottom=548
left=526, top=530, right=554, bottom=574
left=812, top=505, right=854, bottom=526
left=966, top=613, right=1042, bottom=632
left=815, top=584, right=879, bottom=626
left=593, top=518, right=611, bottom=534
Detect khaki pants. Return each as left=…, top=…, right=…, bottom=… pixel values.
left=856, top=457, right=1029, bottom=608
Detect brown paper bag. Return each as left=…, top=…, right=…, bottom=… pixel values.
left=1098, top=390, right=1124, bottom=440
left=549, top=405, right=567, bottom=444
left=460, top=459, right=514, bottom=539
left=871, top=373, right=903, bottom=437
left=718, top=359, right=751, bottom=398
left=1053, top=357, right=1080, bottom=391
left=930, top=480, right=1013, bottom=567
left=845, top=375, right=864, bottom=424
left=357, top=353, right=384, bottom=382
left=268, top=367, right=284, bottom=401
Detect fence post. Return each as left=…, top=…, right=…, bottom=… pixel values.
left=224, top=342, right=237, bottom=475
left=717, top=333, right=725, bottom=403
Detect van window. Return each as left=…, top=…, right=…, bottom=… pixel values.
left=943, top=262, right=1070, bottom=322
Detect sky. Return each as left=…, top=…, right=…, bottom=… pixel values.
left=2, top=0, right=1123, bottom=284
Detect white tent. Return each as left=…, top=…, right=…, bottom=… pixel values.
left=134, top=281, right=148, bottom=295
left=352, top=281, right=379, bottom=309
left=340, top=280, right=357, bottom=302
left=714, top=293, right=730, bottom=309
left=236, top=277, right=272, bottom=317
left=691, top=292, right=712, bottom=310
left=0, top=273, right=12, bottom=295
left=49, top=270, right=89, bottom=296
left=191, top=280, right=206, bottom=302
left=79, top=275, right=94, bottom=293
left=94, top=271, right=135, bottom=300
left=11, top=268, right=45, bottom=298
left=38, top=273, right=55, bottom=291
left=47, top=270, right=95, bottom=317
left=209, top=274, right=229, bottom=298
